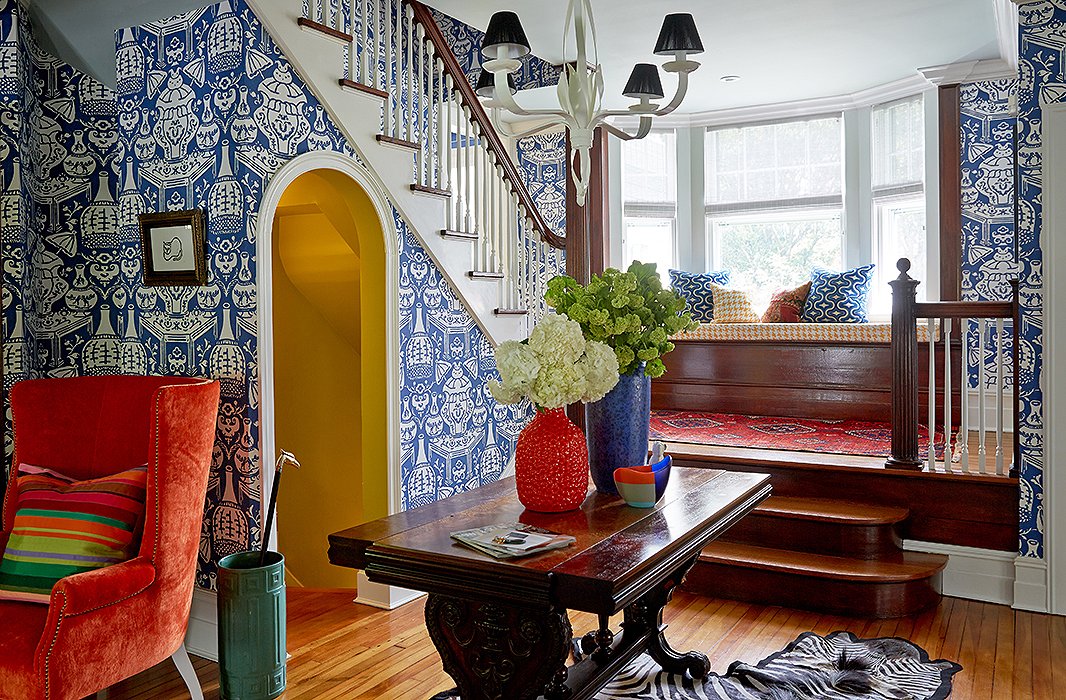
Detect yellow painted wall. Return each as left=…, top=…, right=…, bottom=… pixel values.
left=272, top=170, right=388, bottom=589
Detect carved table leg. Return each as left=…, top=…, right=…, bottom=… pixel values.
left=622, top=555, right=711, bottom=679
left=424, top=594, right=573, bottom=700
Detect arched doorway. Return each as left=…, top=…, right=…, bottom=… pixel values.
left=256, top=152, right=401, bottom=598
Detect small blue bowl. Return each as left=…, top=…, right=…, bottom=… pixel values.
left=613, top=455, right=672, bottom=508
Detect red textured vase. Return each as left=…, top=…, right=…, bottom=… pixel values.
left=514, top=408, right=590, bottom=512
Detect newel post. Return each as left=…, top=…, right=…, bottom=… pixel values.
left=886, top=258, right=923, bottom=470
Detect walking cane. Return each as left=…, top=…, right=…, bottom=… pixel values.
left=260, top=450, right=301, bottom=567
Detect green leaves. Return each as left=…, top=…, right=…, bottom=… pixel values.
left=544, top=261, right=697, bottom=377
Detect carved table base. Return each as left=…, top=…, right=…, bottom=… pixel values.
left=426, top=556, right=708, bottom=699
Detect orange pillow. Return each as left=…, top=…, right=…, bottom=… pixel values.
left=761, top=282, right=812, bottom=323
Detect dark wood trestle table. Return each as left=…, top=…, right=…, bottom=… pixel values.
left=328, top=467, right=771, bottom=700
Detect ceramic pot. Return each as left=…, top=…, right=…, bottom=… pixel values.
left=514, top=408, right=589, bottom=512
left=586, top=364, right=651, bottom=494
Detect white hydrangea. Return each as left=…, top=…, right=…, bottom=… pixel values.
left=577, top=340, right=620, bottom=403
left=490, top=314, right=621, bottom=409
left=528, top=313, right=586, bottom=366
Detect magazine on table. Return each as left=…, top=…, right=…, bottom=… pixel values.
left=450, top=522, right=576, bottom=559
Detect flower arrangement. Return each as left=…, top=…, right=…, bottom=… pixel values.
left=489, top=313, right=620, bottom=409
left=544, top=261, right=696, bottom=378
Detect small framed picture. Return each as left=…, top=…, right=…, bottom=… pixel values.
left=139, top=210, right=207, bottom=286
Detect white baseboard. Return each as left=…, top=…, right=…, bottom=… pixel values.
left=355, top=572, right=425, bottom=609
left=904, top=540, right=1017, bottom=605
left=185, top=588, right=219, bottom=661
left=1013, top=556, right=1049, bottom=612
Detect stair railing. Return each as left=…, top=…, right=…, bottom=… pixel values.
left=888, top=258, right=1019, bottom=476
left=300, top=0, right=566, bottom=320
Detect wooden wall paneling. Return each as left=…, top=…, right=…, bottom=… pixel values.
left=939, top=84, right=962, bottom=303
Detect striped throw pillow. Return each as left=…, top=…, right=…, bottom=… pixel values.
left=0, top=464, right=148, bottom=603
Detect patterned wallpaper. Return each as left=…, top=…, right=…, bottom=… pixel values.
left=1014, top=2, right=1062, bottom=559
left=516, top=129, right=567, bottom=237
left=959, top=79, right=1017, bottom=392
left=1, top=0, right=540, bottom=588
left=429, top=7, right=560, bottom=93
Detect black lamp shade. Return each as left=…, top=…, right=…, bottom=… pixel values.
left=653, top=13, right=703, bottom=55
left=481, top=11, right=531, bottom=60
left=623, top=63, right=664, bottom=100
left=476, top=69, right=518, bottom=98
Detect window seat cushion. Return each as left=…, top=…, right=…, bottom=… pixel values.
left=672, top=322, right=934, bottom=344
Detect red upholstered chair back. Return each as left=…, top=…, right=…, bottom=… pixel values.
left=3, top=376, right=220, bottom=632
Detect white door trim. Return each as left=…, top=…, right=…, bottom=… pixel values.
left=255, top=150, right=404, bottom=601
left=1041, top=101, right=1066, bottom=615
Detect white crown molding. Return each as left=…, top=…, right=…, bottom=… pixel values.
left=603, top=57, right=1017, bottom=132
left=993, top=0, right=1020, bottom=69
left=918, top=58, right=1016, bottom=85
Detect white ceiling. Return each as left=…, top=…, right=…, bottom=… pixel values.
left=429, top=0, right=1004, bottom=114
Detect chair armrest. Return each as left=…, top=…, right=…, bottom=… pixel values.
left=50, top=557, right=156, bottom=617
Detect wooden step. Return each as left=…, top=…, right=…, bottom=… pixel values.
left=297, top=17, right=352, bottom=43
left=685, top=542, right=947, bottom=618
left=338, top=78, right=387, bottom=99
left=440, top=229, right=478, bottom=241
left=377, top=134, right=419, bottom=150
left=669, top=444, right=1019, bottom=552
left=410, top=184, right=451, bottom=198
left=467, top=270, right=504, bottom=280
left=494, top=308, right=528, bottom=316
left=719, top=496, right=907, bottom=559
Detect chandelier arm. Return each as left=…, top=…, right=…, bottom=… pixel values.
left=507, top=118, right=570, bottom=139
left=491, top=69, right=569, bottom=119
left=600, top=117, right=653, bottom=141
left=652, top=70, right=692, bottom=116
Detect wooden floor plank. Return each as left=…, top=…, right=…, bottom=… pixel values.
left=102, top=590, right=1061, bottom=700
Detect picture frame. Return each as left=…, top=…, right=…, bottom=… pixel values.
left=139, top=210, right=208, bottom=286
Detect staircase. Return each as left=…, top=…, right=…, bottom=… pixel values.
left=247, top=0, right=565, bottom=345
left=684, top=494, right=948, bottom=619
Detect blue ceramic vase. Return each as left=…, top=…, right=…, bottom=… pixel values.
left=586, top=364, right=651, bottom=494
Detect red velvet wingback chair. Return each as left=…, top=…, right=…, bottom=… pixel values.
left=0, top=376, right=221, bottom=700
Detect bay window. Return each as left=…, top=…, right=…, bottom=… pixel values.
left=619, top=130, right=677, bottom=276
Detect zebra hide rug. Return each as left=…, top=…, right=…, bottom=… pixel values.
left=598, top=631, right=962, bottom=700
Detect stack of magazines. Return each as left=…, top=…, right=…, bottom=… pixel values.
left=450, top=522, right=576, bottom=559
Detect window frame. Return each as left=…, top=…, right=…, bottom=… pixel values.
left=619, top=129, right=679, bottom=273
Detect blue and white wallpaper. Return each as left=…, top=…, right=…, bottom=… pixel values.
left=429, top=7, right=560, bottom=93
left=959, top=79, right=1017, bottom=392
left=517, top=129, right=567, bottom=237
left=0, top=0, right=541, bottom=588
left=1015, top=1, right=1063, bottom=558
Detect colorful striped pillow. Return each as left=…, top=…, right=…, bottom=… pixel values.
left=0, top=464, right=148, bottom=603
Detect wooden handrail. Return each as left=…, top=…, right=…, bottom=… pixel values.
left=887, top=258, right=1020, bottom=474
left=406, top=0, right=566, bottom=250
left=913, top=301, right=1014, bottom=319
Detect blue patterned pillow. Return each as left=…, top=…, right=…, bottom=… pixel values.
left=801, top=264, right=876, bottom=323
left=669, top=269, right=731, bottom=323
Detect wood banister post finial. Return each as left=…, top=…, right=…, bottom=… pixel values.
left=886, top=257, right=922, bottom=471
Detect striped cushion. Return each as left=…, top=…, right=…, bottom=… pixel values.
left=668, top=269, right=731, bottom=323
left=0, top=464, right=148, bottom=603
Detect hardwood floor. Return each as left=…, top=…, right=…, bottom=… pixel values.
left=103, top=588, right=1064, bottom=699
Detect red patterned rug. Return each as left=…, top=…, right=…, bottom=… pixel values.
left=649, top=410, right=953, bottom=459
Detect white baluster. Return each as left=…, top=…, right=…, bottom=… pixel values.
left=436, top=58, right=446, bottom=191
left=383, top=0, right=392, bottom=123
left=944, top=320, right=953, bottom=470
left=358, top=0, right=368, bottom=84
left=472, top=125, right=481, bottom=254
left=392, top=0, right=402, bottom=138
left=978, top=318, right=988, bottom=473
left=996, top=317, right=1005, bottom=475
left=463, top=107, right=473, bottom=232
left=928, top=318, right=936, bottom=471
left=423, top=41, right=435, bottom=187
left=444, top=73, right=454, bottom=227
left=526, top=217, right=535, bottom=314
left=405, top=4, right=414, bottom=143
left=959, top=319, right=970, bottom=473
left=414, top=23, right=425, bottom=184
